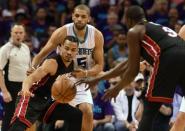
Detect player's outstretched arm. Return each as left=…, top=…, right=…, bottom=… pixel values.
left=21, top=59, right=57, bottom=97
left=102, top=27, right=142, bottom=101
left=31, top=27, right=67, bottom=68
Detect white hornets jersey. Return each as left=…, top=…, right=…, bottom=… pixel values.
left=65, top=23, right=95, bottom=69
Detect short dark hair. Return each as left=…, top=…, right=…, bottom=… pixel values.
left=74, top=4, right=90, bottom=15
left=64, top=36, right=79, bottom=46
left=126, top=6, right=146, bottom=22
left=11, top=23, right=25, bottom=29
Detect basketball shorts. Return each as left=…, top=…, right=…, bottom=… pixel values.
left=69, top=83, right=93, bottom=106
left=180, top=97, right=185, bottom=113
left=67, top=75, right=93, bottom=106
left=11, top=94, right=82, bottom=128
left=145, top=45, right=185, bottom=103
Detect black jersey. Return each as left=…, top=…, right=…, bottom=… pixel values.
left=140, top=22, right=185, bottom=65
left=32, top=55, right=74, bottom=97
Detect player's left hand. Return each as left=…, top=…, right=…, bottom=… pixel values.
left=102, top=85, right=121, bottom=102
left=71, top=68, right=86, bottom=78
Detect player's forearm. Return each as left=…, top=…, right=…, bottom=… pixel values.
left=86, top=64, right=103, bottom=77
left=98, top=60, right=128, bottom=80
left=22, top=77, right=35, bottom=90
left=32, top=53, right=45, bottom=68
left=117, top=68, right=138, bottom=91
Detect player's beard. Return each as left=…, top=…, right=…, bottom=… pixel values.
left=74, top=23, right=86, bottom=30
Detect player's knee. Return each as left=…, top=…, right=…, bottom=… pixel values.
left=177, top=112, right=185, bottom=122
left=78, top=103, right=93, bottom=117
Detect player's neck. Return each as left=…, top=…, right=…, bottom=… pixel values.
left=61, top=57, right=71, bottom=67
left=73, top=26, right=88, bottom=43
left=73, top=26, right=86, bottom=37
left=63, top=61, right=71, bottom=67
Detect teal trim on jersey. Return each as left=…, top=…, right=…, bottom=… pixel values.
left=73, top=25, right=88, bottom=44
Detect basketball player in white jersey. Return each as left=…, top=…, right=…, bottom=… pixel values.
left=29, top=4, right=104, bottom=131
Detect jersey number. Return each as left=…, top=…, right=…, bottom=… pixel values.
left=162, top=27, right=177, bottom=37
left=150, top=22, right=177, bottom=37
left=77, top=57, right=87, bottom=68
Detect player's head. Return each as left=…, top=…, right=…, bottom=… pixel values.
left=125, top=5, right=146, bottom=29
left=59, top=36, right=79, bottom=62
left=72, top=4, right=90, bottom=30
left=10, top=24, right=25, bottom=46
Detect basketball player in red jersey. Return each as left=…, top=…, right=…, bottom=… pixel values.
left=9, top=36, right=82, bottom=131
left=79, top=5, right=185, bottom=131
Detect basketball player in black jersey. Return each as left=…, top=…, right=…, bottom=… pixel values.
left=29, top=4, right=104, bottom=131
left=8, top=36, right=82, bottom=131
left=79, top=5, right=185, bottom=131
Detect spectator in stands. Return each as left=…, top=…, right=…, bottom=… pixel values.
left=111, top=76, right=140, bottom=131
left=107, top=30, right=128, bottom=68
left=167, top=7, right=179, bottom=30
left=31, top=7, right=49, bottom=44
left=146, top=0, right=169, bottom=26
left=92, top=84, right=115, bottom=131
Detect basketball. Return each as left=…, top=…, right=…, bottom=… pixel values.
left=51, top=74, right=76, bottom=103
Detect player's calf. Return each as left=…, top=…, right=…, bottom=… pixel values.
left=78, top=103, right=93, bottom=131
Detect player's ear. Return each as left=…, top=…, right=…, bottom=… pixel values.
left=72, top=13, right=75, bottom=21
left=88, top=16, right=91, bottom=23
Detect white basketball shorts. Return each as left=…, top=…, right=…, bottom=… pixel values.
left=180, top=97, right=185, bottom=113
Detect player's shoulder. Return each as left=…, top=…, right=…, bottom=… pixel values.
left=55, top=23, right=75, bottom=33
left=129, top=25, right=145, bottom=37
left=51, top=25, right=67, bottom=39
left=55, top=25, right=67, bottom=33
left=90, top=25, right=103, bottom=38
left=64, top=23, right=73, bottom=28
left=42, top=58, right=58, bottom=71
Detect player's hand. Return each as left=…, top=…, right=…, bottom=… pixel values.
left=71, top=68, right=86, bottom=78
left=102, top=84, right=121, bottom=102
left=55, top=120, right=64, bottom=129
left=2, top=90, right=12, bottom=103
left=18, top=86, right=34, bottom=97
left=75, top=77, right=100, bottom=91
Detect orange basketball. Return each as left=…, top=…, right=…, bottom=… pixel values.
left=51, top=74, right=76, bottom=103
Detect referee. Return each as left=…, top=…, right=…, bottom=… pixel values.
left=0, top=24, right=31, bottom=131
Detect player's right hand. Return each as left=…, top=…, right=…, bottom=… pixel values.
left=18, top=87, right=34, bottom=97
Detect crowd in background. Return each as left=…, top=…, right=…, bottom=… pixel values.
left=0, top=0, right=185, bottom=131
